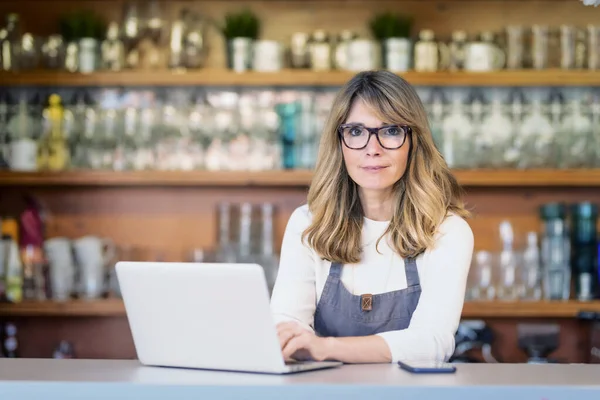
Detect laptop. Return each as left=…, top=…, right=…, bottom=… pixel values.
left=115, top=261, right=342, bottom=374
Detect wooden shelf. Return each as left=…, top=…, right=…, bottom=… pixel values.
left=452, top=169, right=600, bottom=187
left=1, top=69, right=600, bottom=87
left=1, top=300, right=599, bottom=318
left=462, top=301, right=600, bottom=318
left=1, top=169, right=600, bottom=188
left=0, top=169, right=314, bottom=187
left=0, top=299, right=125, bottom=317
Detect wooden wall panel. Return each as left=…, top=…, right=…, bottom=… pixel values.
left=464, top=187, right=600, bottom=252
left=0, top=186, right=309, bottom=260
left=0, top=0, right=598, bottom=71
left=469, top=318, right=592, bottom=363
left=2, top=184, right=600, bottom=259
left=1, top=316, right=136, bottom=359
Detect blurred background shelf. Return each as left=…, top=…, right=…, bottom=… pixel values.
left=1, top=169, right=600, bottom=187
left=462, top=301, right=600, bottom=318
left=2, top=69, right=600, bottom=87
left=2, top=299, right=599, bottom=318
left=0, top=299, right=125, bottom=317
left=0, top=169, right=315, bottom=187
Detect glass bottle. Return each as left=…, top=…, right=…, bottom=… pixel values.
left=258, top=203, right=279, bottom=294
left=275, top=99, right=300, bottom=170
left=471, top=250, right=496, bottom=301
left=97, top=107, right=119, bottom=170
left=215, top=202, right=237, bottom=263
left=0, top=92, right=10, bottom=169
left=185, top=95, right=207, bottom=171
left=469, top=94, right=486, bottom=168
left=428, top=89, right=446, bottom=153
left=570, top=202, right=598, bottom=301
left=479, top=94, right=513, bottom=168
left=548, top=90, right=564, bottom=169
left=414, top=29, right=443, bottom=72
left=309, top=30, right=331, bottom=71
left=296, top=92, right=317, bottom=170
left=520, top=232, right=543, bottom=301
left=518, top=97, right=554, bottom=168
left=497, top=220, right=520, bottom=301
left=132, top=105, right=156, bottom=171
left=1, top=13, right=21, bottom=71
left=506, top=89, right=526, bottom=168
left=593, top=94, right=600, bottom=167
left=101, top=22, right=125, bottom=71
left=237, top=202, right=253, bottom=263
left=540, top=203, right=571, bottom=301
left=441, top=96, right=474, bottom=169
left=448, top=30, right=467, bottom=71
left=118, top=102, right=138, bottom=171
left=6, top=95, right=38, bottom=171
left=234, top=92, right=257, bottom=171
left=560, top=95, right=594, bottom=168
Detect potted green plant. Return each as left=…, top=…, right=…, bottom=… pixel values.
left=59, top=10, right=106, bottom=73
left=369, top=12, right=413, bottom=72
left=220, top=9, right=260, bottom=72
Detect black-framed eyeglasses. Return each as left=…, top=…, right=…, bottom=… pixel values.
left=337, top=124, right=411, bottom=150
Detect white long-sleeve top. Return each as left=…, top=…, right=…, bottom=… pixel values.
left=270, top=204, right=474, bottom=363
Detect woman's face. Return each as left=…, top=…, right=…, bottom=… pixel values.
left=340, top=99, right=411, bottom=195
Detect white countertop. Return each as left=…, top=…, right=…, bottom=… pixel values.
left=1, top=359, right=599, bottom=400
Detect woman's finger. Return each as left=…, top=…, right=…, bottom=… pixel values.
left=282, top=333, right=308, bottom=360
left=277, top=328, right=297, bottom=350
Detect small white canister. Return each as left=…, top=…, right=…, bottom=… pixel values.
left=347, top=39, right=381, bottom=71
left=384, top=37, right=412, bottom=72
left=253, top=40, right=283, bottom=72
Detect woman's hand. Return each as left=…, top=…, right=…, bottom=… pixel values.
left=276, top=321, right=332, bottom=362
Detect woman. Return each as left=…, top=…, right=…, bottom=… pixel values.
left=270, top=70, right=474, bottom=364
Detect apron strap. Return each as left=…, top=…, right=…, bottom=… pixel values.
left=329, top=262, right=343, bottom=280
left=405, top=257, right=420, bottom=287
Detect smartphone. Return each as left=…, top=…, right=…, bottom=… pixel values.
left=398, top=360, right=457, bottom=374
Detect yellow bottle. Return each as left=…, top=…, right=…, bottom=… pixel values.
left=40, top=94, right=70, bottom=171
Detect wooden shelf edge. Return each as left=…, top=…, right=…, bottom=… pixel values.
left=2, top=69, right=600, bottom=87
left=1, top=169, right=600, bottom=188
left=0, top=299, right=125, bottom=317
left=462, top=300, right=600, bottom=318
left=455, top=169, right=600, bottom=187
left=1, top=300, right=599, bottom=318
left=0, top=169, right=315, bottom=187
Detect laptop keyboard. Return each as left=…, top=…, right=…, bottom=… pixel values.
left=285, top=360, right=319, bottom=370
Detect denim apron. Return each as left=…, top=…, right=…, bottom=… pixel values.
left=314, top=257, right=421, bottom=337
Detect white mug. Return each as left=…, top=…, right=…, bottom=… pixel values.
left=73, top=236, right=115, bottom=267
left=8, top=139, right=38, bottom=171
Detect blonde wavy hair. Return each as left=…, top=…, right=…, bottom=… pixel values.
left=302, top=70, right=470, bottom=263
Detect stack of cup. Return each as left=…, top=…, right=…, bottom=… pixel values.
left=43, top=237, right=76, bottom=301
left=72, top=236, right=116, bottom=300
